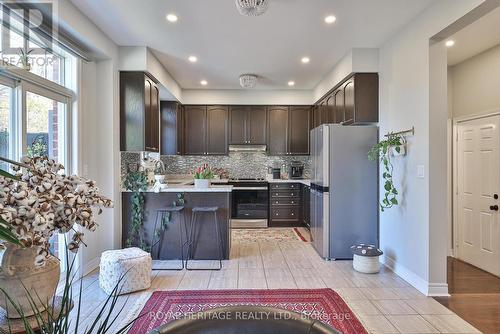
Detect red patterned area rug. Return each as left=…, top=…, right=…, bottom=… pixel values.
left=127, top=289, right=367, bottom=334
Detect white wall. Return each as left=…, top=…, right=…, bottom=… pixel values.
left=58, top=0, right=120, bottom=275
left=449, top=43, right=500, bottom=118
left=378, top=0, right=483, bottom=296
left=313, top=48, right=378, bottom=102
left=181, top=89, right=313, bottom=105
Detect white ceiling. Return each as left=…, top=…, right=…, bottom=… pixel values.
left=448, top=6, right=500, bottom=66
left=71, top=0, right=437, bottom=90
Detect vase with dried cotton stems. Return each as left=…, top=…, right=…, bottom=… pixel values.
left=0, top=156, right=113, bottom=318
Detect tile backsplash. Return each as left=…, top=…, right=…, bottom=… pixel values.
left=121, top=152, right=311, bottom=179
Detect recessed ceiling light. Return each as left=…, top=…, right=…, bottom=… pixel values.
left=324, top=15, right=336, bottom=24
left=445, top=40, right=455, bottom=47
left=166, top=13, right=178, bottom=22
left=288, top=81, right=295, bottom=86
left=200, top=80, right=208, bottom=86
left=301, top=57, right=310, bottom=64
left=188, top=56, right=198, bottom=63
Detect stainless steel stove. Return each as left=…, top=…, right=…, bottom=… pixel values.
left=228, top=178, right=268, bottom=228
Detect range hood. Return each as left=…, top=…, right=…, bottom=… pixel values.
left=228, top=144, right=267, bottom=152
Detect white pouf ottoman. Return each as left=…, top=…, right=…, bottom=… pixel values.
left=99, top=247, right=152, bottom=295
left=350, top=244, right=383, bottom=274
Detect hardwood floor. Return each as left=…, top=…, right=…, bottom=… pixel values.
left=69, top=231, right=480, bottom=333
left=434, top=257, right=500, bottom=334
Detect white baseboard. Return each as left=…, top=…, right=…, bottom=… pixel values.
left=380, top=255, right=449, bottom=297
left=428, top=283, right=450, bottom=296
left=82, top=256, right=100, bottom=277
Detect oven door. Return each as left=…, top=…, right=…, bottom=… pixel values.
left=231, top=186, right=269, bottom=228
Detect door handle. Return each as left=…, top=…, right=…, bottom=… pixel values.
left=490, top=205, right=499, bottom=211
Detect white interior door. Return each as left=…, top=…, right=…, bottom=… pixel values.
left=457, top=115, right=500, bottom=276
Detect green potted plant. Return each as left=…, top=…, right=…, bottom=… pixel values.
left=18, top=48, right=33, bottom=71
left=368, top=133, right=405, bottom=212
left=193, top=164, right=214, bottom=188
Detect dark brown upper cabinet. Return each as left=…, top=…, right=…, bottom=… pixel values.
left=183, top=105, right=228, bottom=155
left=267, top=106, right=289, bottom=155
left=183, top=105, right=206, bottom=155
left=315, top=73, right=378, bottom=125
left=160, top=101, right=183, bottom=155
left=248, top=106, right=267, bottom=145
left=229, top=106, right=247, bottom=145
left=229, top=106, right=267, bottom=145
left=288, top=106, right=311, bottom=155
left=312, top=105, right=321, bottom=128
left=325, top=93, right=335, bottom=124
left=334, top=88, right=344, bottom=124
left=267, top=106, right=311, bottom=156
left=120, top=72, right=160, bottom=152
left=206, top=106, right=228, bottom=155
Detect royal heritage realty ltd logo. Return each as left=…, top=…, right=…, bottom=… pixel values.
left=0, top=0, right=58, bottom=71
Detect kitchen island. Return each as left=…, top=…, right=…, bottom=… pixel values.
left=122, top=184, right=232, bottom=260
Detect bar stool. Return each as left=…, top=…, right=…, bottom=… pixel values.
left=151, top=206, right=185, bottom=270
left=185, top=206, right=223, bottom=271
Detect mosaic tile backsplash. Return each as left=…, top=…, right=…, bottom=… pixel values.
left=121, top=152, right=311, bottom=180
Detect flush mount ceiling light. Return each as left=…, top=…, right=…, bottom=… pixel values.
left=239, top=74, right=258, bottom=88
left=235, top=0, right=269, bottom=16
left=200, top=80, right=208, bottom=86
left=288, top=81, right=295, bottom=86
left=166, top=13, right=178, bottom=22
left=301, top=57, right=310, bottom=64
left=324, top=15, right=336, bottom=24
left=445, top=40, right=455, bottom=47
left=188, top=55, right=198, bottom=62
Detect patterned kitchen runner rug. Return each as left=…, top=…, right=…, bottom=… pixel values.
left=125, top=288, right=367, bottom=334
left=231, top=227, right=308, bottom=242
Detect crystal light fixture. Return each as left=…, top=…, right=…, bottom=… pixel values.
left=235, top=0, right=269, bottom=16
left=239, top=74, right=258, bottom=88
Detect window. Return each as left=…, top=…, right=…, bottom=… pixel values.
left=0, top=82, right=14, bottom=170
left=26, top=91, right=67, bottom=164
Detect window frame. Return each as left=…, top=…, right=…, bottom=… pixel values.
left=22, top=81, right=72, bottom=170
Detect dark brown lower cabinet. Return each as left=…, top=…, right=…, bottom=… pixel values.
left=269, top=183, right=302, bottom=227
left=301, top=184, right=310, bottom=228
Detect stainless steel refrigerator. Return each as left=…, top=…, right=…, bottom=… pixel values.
left=310, top=124, right=379, bottom=259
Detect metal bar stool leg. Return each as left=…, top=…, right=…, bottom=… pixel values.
left=214, top=211, right=223, bottom=270
left=185, top=211, right=197, bottom=270
left=152, top=208, right=185, bottom=271
left=186, top=208, right=222, bottom=271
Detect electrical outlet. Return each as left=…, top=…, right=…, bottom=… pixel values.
left=417, top=165, right=425, bottom=178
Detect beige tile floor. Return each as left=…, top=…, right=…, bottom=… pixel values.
left=70, top=235, right=480, bottom=334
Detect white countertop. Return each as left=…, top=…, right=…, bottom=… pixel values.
left=122, top=178, right=232, bottom=193
left=267, top=179, right=311, bottom=186
left=122, top=185, right=233, bottom=193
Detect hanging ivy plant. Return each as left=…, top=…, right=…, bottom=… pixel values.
left=152, top=193, right=186, bottom=256
left=123, top=170, right=149, bottom=250
left=368, top=134, right=405, bottom=212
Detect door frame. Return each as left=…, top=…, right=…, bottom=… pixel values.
left=452, top=108, right=500, bottom=261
